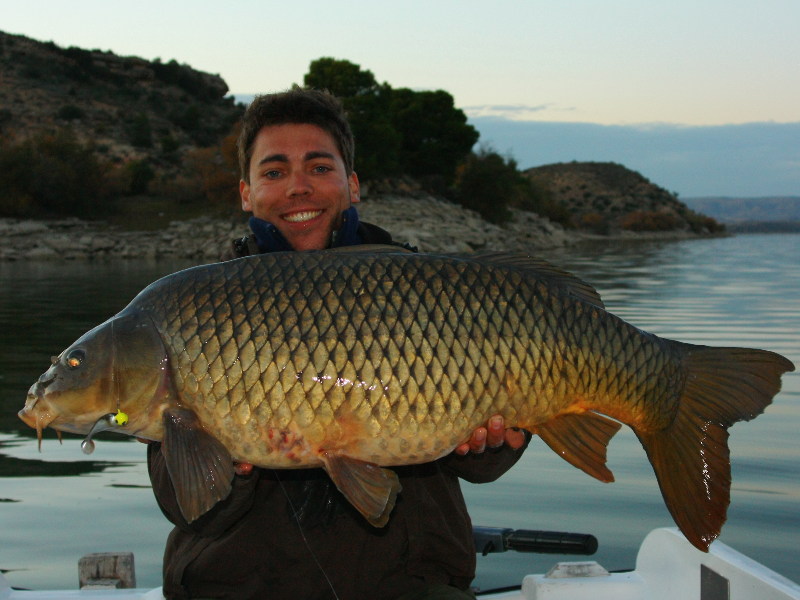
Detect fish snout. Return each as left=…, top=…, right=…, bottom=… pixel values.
left=18, top=383, right=56, bottom=430
left=18, top=388, right=42, bottom=428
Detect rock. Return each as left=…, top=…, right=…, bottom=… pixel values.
left=0, top=195, right=574, bottom=262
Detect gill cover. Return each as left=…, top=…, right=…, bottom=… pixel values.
left=106, top=309, right=172, bottom=413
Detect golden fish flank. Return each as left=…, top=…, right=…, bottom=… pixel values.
left=19, top=247, right=795, bottom=549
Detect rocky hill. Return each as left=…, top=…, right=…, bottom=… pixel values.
left=0, top=30, right=242, bottom=169
left=1, top=31, right=723, bottom=243
left=525, top=162, right=722, bottom=234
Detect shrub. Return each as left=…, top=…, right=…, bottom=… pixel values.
left=452, top=148, right=572, bottom=227
left=127, top=113, right=153, bottom=148
left=620, top=210, right=683, bottom=232
left=577, top=212, right=609, bottom=234
left=180, top=127, right=240, bottom=210
left=0, top=129, right=115, bottom=218
left=126, top=159, right=155, bottom=195
left=452, top=149, right=519, bottom=224
left=57, top=104, right=85, bottom=121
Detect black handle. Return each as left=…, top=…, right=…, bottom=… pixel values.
left=473, top=527, right=598, bottom=556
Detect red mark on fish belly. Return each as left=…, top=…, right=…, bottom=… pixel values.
left=266, top=428, right=304, bottom=463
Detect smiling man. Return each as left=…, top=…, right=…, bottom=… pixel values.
left=240, top=121, right=361, bottom=251
left=147, top=88, right=529, bottom=600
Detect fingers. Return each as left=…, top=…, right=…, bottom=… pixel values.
left=485, top=415, right=506, bottom=448
left=455, top=427, right=487, bottom=455
left=454, top=415, right=523, bottom=456
left=504, top=427, right=527, bottom=450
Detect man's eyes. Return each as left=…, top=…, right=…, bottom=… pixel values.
left=261, top=165, right=333, bottom=179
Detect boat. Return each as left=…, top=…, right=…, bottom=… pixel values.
left=2, top=528, right=799, bottom=599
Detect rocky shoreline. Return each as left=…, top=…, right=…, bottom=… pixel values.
left=0, top=195, right=577, bottom=262
left=0, top=194, right=711, bottom=262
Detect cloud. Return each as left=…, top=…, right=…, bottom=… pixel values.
left=463, top=104, right=575, bottom=120
left=468, top=118, right=800, bottom=197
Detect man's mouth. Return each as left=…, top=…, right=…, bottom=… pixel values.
left=283, top=210, right=323, bottom=223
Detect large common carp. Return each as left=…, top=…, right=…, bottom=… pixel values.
left=19, top=248, right=794, bottom=551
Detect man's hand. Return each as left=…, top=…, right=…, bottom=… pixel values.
left=454, top=415, right=526, bottom=455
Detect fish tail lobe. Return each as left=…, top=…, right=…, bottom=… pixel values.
left=636, top=345, right=794, bottom=552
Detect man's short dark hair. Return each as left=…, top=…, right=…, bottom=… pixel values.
left=237, top=87, right=355, bottom=182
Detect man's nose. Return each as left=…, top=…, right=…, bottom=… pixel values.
left=287, top=171, right=312, bottom=196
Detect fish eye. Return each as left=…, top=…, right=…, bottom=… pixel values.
left=65, top=349, right=86, bottom=369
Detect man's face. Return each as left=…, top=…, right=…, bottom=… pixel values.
left=240, top=123, right=360, bottom=251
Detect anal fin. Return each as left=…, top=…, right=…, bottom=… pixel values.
left=320, top=452, right=402, bottom=527
left=161, top=407, right=234, bottom=523
left=535, top=412, right=621, bottom=482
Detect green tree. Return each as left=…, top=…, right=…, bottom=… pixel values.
left=453, top=147, right=572, bottom=226
left=305, top=58, right=401, bottom=179
left=389, top=88, right=478, bottom=184
left=452, top=148, right=518, bottom=223
left=304, top=57, right=379, bottom=97
left=303, top=58, right=477, bottom=184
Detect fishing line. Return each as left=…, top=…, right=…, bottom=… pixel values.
left=275, top=471, right=341, bottom=600
left=111, top=317, right=120, bottom=412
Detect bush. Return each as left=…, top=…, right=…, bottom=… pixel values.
left=57, top=104, right=85, bottom=121
left=451, top=149, right=519, bottom=224
left=127, top=113, right=153, bottom=148
left=178, top=126, right=240, bottom=210
left=126, top=159, right=155, bottom=195
left=620, top=210, right=683, bottom=232
left=0, top=129, right=116, bottom=218
left=577, top=212, right=609, bottom=234
left=452, top=148, right=571, bottom=226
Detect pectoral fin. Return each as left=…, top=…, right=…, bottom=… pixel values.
left=535, top=412, right=621, bottom=483
left=320, top=452, right=402, bottom=527
left=161, top=407, right=234, bottom=523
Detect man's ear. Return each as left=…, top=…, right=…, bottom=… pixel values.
left=240, top=180, right=252, bottom=211
left=348, top=172, right=361, bottom=204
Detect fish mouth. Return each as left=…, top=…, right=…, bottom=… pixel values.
left=19, top=390, right=58, bottom=450
left=282, top=209, right=324, bottom=223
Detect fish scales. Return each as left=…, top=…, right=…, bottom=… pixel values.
left=132, top=252, right=672, bottom=465
left=20, top=248, right=794, bottom=548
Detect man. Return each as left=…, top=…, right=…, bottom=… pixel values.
left=148, top=88, right=529, bottom=599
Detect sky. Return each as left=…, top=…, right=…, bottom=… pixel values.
left=3, top=0, right=799, bottom=197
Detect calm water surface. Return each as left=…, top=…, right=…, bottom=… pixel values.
left=0, top=234, right=797, bottom=592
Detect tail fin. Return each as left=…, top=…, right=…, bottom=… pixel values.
left=636, top=345, right=794, bottom=551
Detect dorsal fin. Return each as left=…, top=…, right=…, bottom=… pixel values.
left=447, top=251, right=605, bottom=309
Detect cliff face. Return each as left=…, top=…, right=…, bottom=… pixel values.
left=0, top=31, right=243, bottom=168
left=525, top=162, right=722, bottom=234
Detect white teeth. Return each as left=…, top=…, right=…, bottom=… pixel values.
left=284, top=210, right=322, bottom=223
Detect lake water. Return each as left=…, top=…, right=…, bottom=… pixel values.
left=0, top=233, right=798, bottom=593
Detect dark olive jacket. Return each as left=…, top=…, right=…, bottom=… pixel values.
left=148, top=221, right=529, bottom=599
